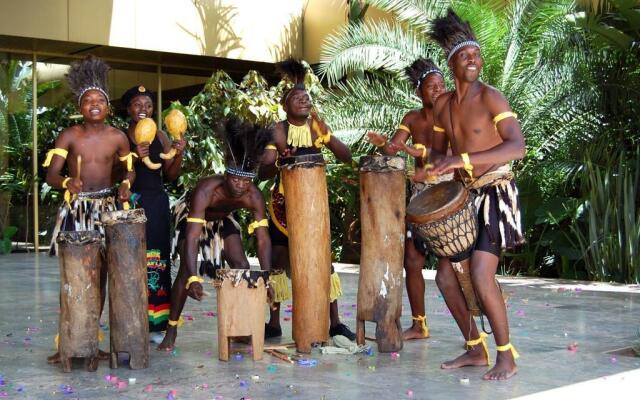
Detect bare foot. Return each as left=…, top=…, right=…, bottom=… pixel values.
left=157, top=327, right=177, bottom=351
left=402, top=322, right=429, bottom=341
left=482, top=352, right=517, bottom=380
left=441, top=346, right=488, bottom=369
left=47, top=349, right=109, bottom=364
left=47, top=352, right=60, bottom=364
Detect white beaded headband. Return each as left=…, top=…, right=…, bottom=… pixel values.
left=78, top=86, right=110, bottom=106
left=446, top=40, right=481, bottom=62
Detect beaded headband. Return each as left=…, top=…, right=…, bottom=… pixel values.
left=446, top=40, right=481, bottom=62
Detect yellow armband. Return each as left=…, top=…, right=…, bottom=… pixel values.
left=265, top=144, right=277, bottom=151
left=185, top=275, right=204, bottom=290
left=398, top=124, right=411, bottom=133
left=493, top=111, right=518, bottom=125
left=42, top=148, right=68, bottom=167
left=461, top=152, right=473, bottom=179
left=314, top=132, right=332, bottom=148
left=413, top=143, right=428, bottom=160
left=433, top=125, right=445, bottom=133
left=119, top=152, right=138, bottom=172
left=186, top=217, right=207, bottom=225
left=61, top=177, right=71, bottom=189
left=247, top=219, right=268, bottom=234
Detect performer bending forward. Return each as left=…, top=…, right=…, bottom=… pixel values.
left=428, top=10, right=525, bottom=380
left=261, top=59, right=355, bottom=340
left=158, top=118, right=273, bottom=350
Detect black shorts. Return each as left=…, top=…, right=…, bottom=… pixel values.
left=450, top=193, right=502, bottom=263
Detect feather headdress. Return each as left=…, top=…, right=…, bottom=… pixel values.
left=275, top=58, right=309, bottom=105
left=405, top=58, right=444, bottom=89
left=218, top=118, right=273, bottom=178
left=66, top=55, right=110, bottom=105
left=429, top=9, right=480, bottom=63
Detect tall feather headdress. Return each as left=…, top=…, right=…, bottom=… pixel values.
left=217, top=118, right=273, bottom=178
left=429, top=9, right=480, bottom=63
left=275, top=58, right=309, bottom=105
left=66, top=55, right=110, bottom=105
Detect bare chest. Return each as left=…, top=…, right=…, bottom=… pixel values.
left=69, top=135, right=119, bottom=165
left=444, top=101, right=500, bottom=151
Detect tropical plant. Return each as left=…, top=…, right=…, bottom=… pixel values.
left=568, top=147, right=640, bottom=283
left=0, top=60, right=61, bottom=243
left=316, top=0, right=640, bottom=275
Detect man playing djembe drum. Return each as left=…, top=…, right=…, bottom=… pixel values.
left=158, top=118, right=274, bottom=350
left=427, top=10, right=525, bottom=380
left=367, top=58, right=452, bottom=341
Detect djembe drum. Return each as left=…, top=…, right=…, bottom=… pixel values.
left=356, top=155, right=405, bottom=352
left=102, top=208, right=149, bottom=369
left=280, top=153, right=331, bottom=353
left=214, top=269, right=269, bottom=361
left=406, top=181, right=481, bottom=315
left=56, top=230, right=102, bottom=372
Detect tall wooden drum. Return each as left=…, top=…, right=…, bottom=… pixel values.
left=356, top=156, right=405, bottom=352
left=280, top=153, right=331, bottom=353
left=57, top=230, right=102, bottom=372
left=102, top=208, right=149, bottom=369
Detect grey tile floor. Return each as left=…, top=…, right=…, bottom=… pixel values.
left=1, top=253, right=639, bottom=399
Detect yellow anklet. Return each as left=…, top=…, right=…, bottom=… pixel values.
left=167, top=318, right=184, bottom=327
left=466, top=332, right=490, bottom=364
left=412, top=315, right=430, bottom=337
left=496, top=342, right=520, bottom=359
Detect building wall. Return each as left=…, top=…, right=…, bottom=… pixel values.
left=0, top=0, right=304, bottom=62
left=302, top=0, right=395, bottom=64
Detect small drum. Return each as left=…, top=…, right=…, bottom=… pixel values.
left=56, top=230, right=102, bottom=372
left=214, top=269, right=269, bottom=361
left=102, top=208, right=149, bottom=369
left=406, top=181, right=478, bottom=258
left=407, top=181, right=480, bottom=315
left=279, top=153, right=331, bottom=353
left=357, top=155, right=405, bottom=352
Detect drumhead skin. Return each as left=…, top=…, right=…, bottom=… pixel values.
left=406, top=181, right=468, bottom=224
left=101, top=208, right=147, bottom=225
left=359, top=155, right=405, bottom=172
left=278, top=153, right=325, bottom=168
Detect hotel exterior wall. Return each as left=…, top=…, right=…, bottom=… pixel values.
left=302, top=0, right=394, bottom=64
left=0, top=0, right=304, bottom=63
